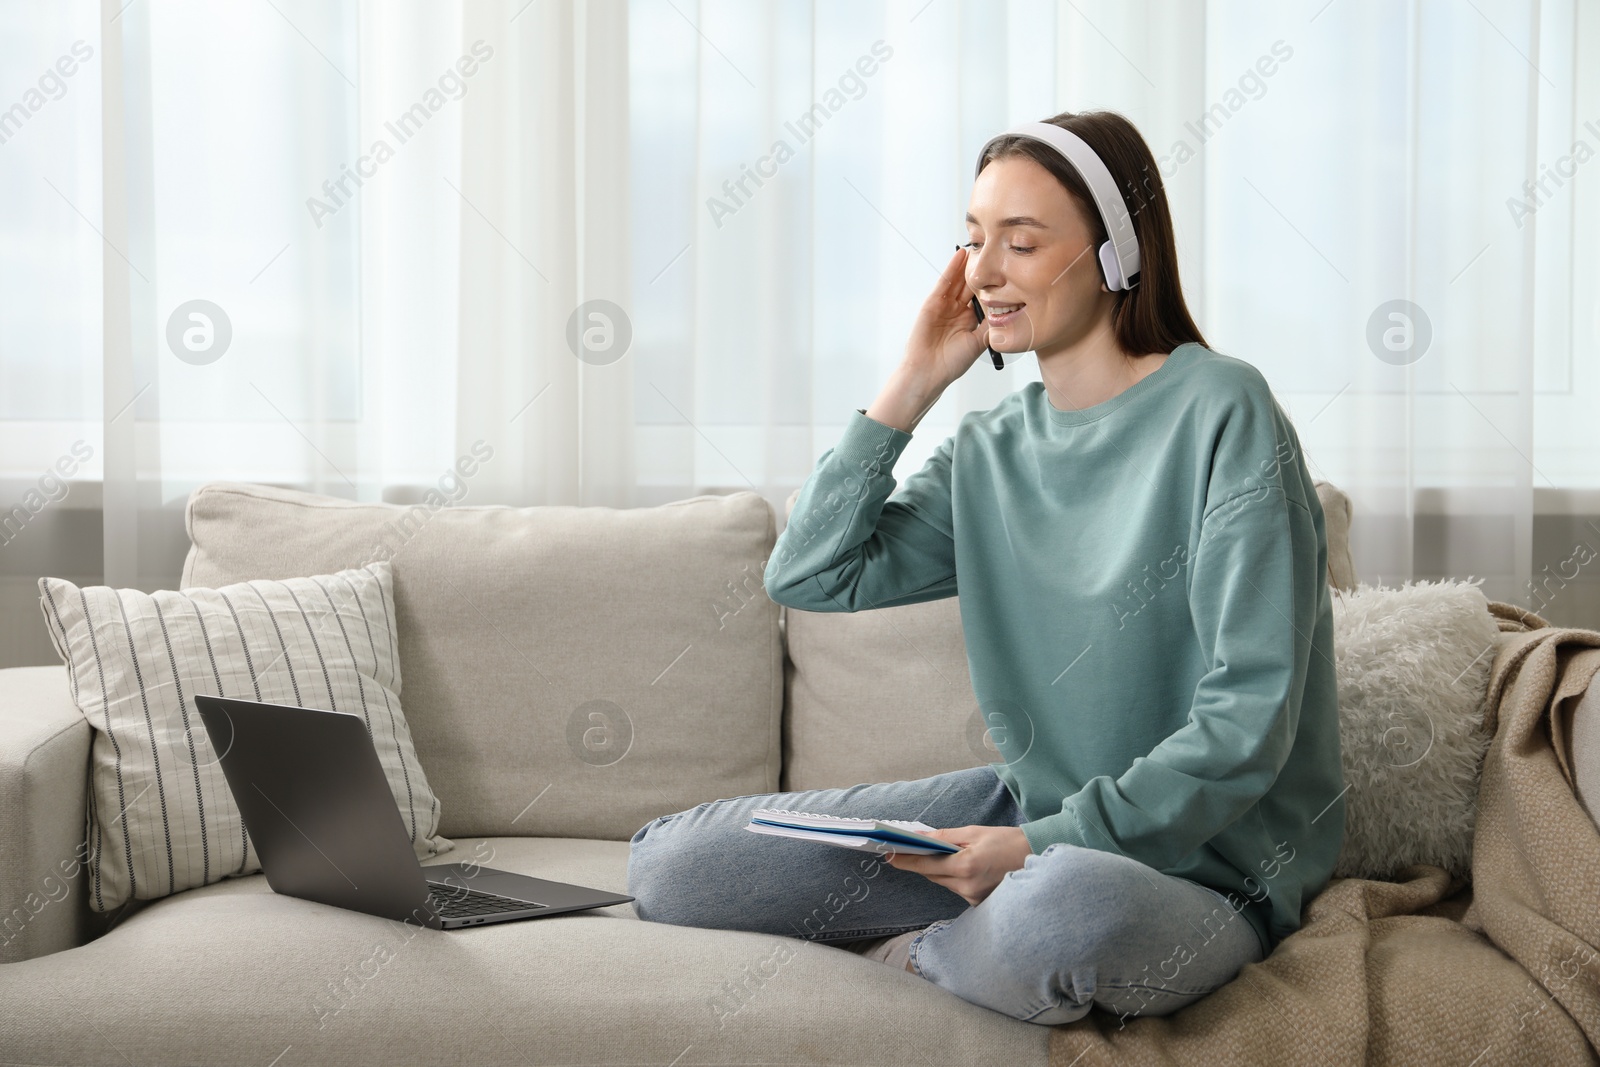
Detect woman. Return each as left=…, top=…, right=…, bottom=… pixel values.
left=627, top=109, right=1345, bottom=1028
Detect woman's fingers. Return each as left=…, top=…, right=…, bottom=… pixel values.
left=940, top=247, right=981, bottom=336
left=943, top=245, right=969, bottom=298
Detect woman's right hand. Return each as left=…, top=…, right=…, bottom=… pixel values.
left=899, top=245, right=991, bottom=392
left=865, top=246, right=992, bottom=434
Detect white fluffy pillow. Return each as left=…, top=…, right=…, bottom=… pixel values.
left=1331, top=578, right=1498, bottom=879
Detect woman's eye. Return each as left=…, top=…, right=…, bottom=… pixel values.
left=962, top=241, right=1034, bottom=255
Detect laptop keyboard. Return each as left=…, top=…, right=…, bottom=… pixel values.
left=426, top=882, right=547, bottom=918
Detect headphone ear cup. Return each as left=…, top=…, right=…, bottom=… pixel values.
left=1097, top=240, right=1124, bottom=291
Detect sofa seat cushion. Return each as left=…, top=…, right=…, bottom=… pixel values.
left=0, top=838, right=1048, bottom=1067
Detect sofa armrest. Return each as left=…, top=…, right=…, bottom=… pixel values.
left=0, top=665, right=93, bottom=964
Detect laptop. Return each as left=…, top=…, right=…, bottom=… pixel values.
left=194, top=694, right=634, bottom=929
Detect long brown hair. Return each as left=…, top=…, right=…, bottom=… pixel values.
left=976, top=110, right=1208, bottom=357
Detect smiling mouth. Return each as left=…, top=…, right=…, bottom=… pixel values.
left=983, top=303, right=1025, bottom=325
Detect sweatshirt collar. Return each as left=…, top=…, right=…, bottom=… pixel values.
left=1038, top=343, right=1201, bottom=426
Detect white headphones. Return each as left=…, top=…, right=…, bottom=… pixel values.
left=972, top=121, right=1143, bottom=368
left=975, top=120, right=1142, bottom=291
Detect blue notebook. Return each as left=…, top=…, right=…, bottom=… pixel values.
left=744, top=808, right=961, bottom=855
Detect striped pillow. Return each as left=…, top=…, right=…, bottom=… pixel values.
left=37, top=561, right=452, bottom=913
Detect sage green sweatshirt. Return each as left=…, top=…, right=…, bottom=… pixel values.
left=763, top=342, right=1345, bottom=955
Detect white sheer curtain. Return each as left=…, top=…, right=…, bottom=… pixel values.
left=2, top=0, right=1597, bottom=669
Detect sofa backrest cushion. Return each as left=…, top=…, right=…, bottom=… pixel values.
left=1316, top=479, right=1357, bottom=592
left=779, top=479, right=1357, bottom=791
left=182, top=482, right=781, bottom=840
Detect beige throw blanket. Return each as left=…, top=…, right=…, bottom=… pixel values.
left=1047, top=601, right=1600, bottom=1066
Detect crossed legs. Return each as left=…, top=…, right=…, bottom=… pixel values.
left=627, top=766, right=1264, bottom=1025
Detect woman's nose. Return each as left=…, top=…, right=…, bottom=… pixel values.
left=968, top=269, right=1005, bottom=298
left=966, top=247, right=1003, bottom=291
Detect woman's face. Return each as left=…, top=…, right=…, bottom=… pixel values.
left=963, top=155, right=1114, bottom=357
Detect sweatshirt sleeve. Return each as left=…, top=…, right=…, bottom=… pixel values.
left=1018, top=414, right=1320, bottom=866
left=764, top=408, right=957, bottom=613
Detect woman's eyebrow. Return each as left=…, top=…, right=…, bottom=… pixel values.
left=965, top=212, right=1051, bottom=229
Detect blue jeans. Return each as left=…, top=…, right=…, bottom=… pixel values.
left=626, top=766, right=1266, bottom=1026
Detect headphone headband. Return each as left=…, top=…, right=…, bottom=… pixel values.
left=974, top=121, right=1141, bottom=292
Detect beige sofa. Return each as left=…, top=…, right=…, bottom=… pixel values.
left=0, top=479, right=1594, bottom=1066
